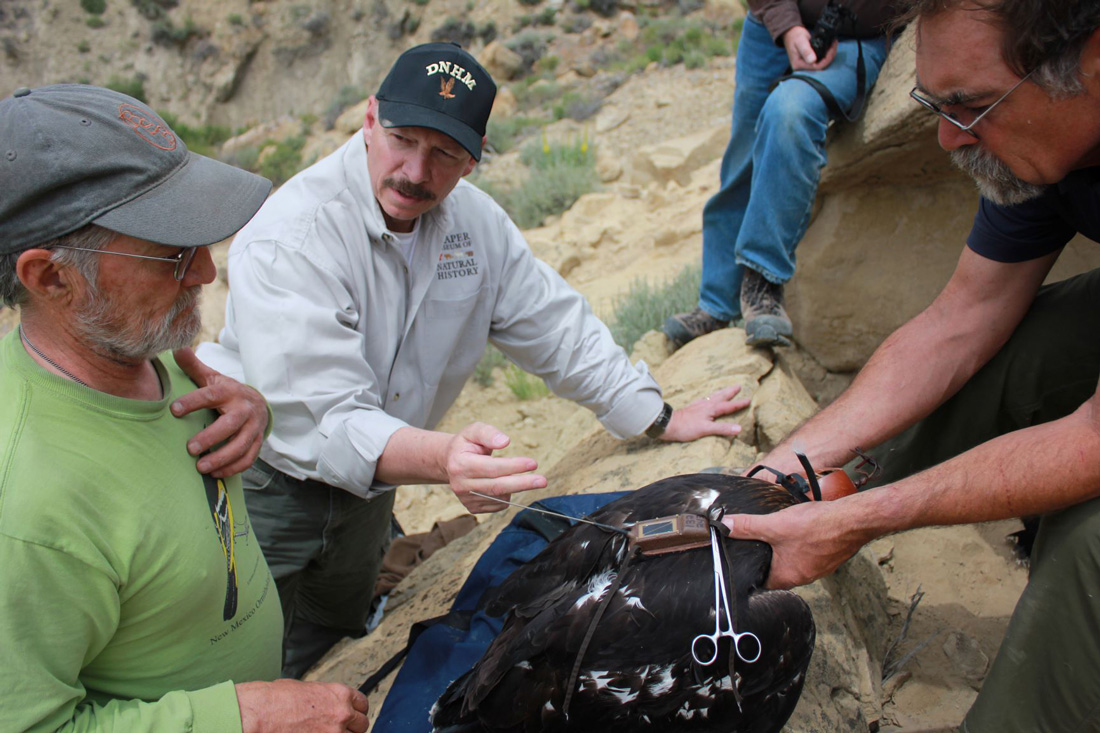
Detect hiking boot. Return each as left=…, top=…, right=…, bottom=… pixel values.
left=663, top=307, right=729, bottom=350
left=740, top=268, right=793, bottom=347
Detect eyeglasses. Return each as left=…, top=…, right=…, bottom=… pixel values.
left=909, top=70, right=1034, bottom=139
left=51, top=245, right=199, bottom=281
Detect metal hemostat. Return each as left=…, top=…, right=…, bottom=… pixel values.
left=628, top=513, right=712, bottom=556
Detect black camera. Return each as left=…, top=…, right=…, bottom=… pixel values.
left=809, top=0, right=857, bottom=58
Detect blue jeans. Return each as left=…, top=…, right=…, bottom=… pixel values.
left=698, top=15, right=889, bottom=321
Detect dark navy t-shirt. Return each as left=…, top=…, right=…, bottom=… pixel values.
left=967, top=167, right=1100, bottom=262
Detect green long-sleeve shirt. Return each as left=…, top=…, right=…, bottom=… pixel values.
left=0, top=332, right=282, bottom=732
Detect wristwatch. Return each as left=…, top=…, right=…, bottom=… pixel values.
left=645, top=402, right=673, bottom=439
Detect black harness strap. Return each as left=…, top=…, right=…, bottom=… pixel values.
left=562, top=542, right=639, bottom=719
left=358, top=610, right=473, bottom=695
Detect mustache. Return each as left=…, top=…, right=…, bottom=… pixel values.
left=950, top=146, right=1046, bottom=206
left=383, top=177, right=436, bottom=202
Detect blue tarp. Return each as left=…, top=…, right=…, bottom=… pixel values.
left=369, top=492, right=628, bottom=732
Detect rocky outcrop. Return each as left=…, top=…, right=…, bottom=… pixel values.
left=790, top=26, right=1100, bottom=371
left=0, top=0, right=521, bottom=129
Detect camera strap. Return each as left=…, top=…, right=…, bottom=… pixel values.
left=776, top=39, right=868, bottom=123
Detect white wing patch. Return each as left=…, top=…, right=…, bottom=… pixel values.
left=573, top=569, right=616, bottom=609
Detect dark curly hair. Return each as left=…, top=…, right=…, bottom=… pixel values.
left=899, top=0, right=1100, bottom=96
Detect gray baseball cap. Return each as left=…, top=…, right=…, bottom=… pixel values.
left=0, top=84, right=272, bottom=255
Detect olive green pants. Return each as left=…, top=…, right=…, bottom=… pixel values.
left=865, top=269, right=1100, bottom=732
left=242, top=458, right=396, bottom=679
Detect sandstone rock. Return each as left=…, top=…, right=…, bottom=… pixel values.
left=594, top=105, right=630, bottom=134
left=479, top=40, right=525, bottom=82
left=492, top=85, right=518, bottom=119
left=301, top=129, right=353, bottom=165
left=595, top=150, right=623, bottom=182
left=751, top=355, right=820, bottom=453
left=626, top=124, right=730, bottom=187
left=570, top=60, right=597, bottom=78
left=628, top=328, right=670, bottom=368
left=554, top=69, right=585, bottom=86
left=617, top=11, right=640, bottom=41
left=941, top=630, right=989, bottom=685
left=334, top=98, right=369, bottom=135
left=789, top=23, right=1100, bottom=370
left=221, top=115, right=302, bottom=158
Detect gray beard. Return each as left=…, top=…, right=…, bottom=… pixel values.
left=75, top=287, right=203, bottom=363
left=950, top=146, right=1048, bottom=206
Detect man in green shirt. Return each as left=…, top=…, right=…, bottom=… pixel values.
left=0, top=85, right=369, bottom=732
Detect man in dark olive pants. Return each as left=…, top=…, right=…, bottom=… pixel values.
left=723, top=2, right=1100, bottom=731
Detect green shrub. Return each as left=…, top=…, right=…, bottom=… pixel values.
left=81, top=0, right=107, bottom=15
left=559, top=13, right=591, bottom=34
left=222, top=145, right=260, bottom=172
left=576, top=0, right=617, bottom=17
left=258, top=136, right=306, bottom=187
left=519, top=135, right=589, bottom=171
left=608, top=265, right=702, bottom=350
left=485, top=115, right=540, bottom=154
left=504, top=364, right=550, bottom=400
left=521, top=7, right=555, bottom=26
left=620, top=17, right=737, bottom=72
left=512, top=78, right=561, bottom=109
left=473, top=346, right=508, bottom=387
left=131, top=0, right=177, bottom=21
left=158, top=112, right=232, bottom=158
left=105, top=74, right=146, bottom=102
left=151, top=16, right=204, bottom=46
left=480, top=137, right=598, bottom=229
left=513, top=163, right=596, bottom=228
left=227, top=13, right=244, bottom=26
left=684, top=48, right=707, bottom=69
left=77, top=40, right=91, bottom=53
left=505, top=31, right=549, bottom=76
left=323, top=85, right=367, bottom=130
left=431, top=17, right=477, bottom=46
left=86, top=16, right=106, bottom=27
left=550, top=90, right=602, bottom=121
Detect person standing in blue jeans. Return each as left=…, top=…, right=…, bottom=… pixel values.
left=665, top=0, right=897, bottom=348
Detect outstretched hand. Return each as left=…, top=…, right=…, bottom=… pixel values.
left=171, top=347, right=268, bottom=478
left=445, top=422, right=548, bottom=513
left=659, top=385, right=752, bottom=442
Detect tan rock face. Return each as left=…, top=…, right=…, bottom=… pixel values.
left=0, top=0, right=526, bottom=130
left=791, top=24, right=1100, bottom=370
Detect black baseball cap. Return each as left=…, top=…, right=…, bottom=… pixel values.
left=375, top=43, right=497, bottom=161
left=0, top=84, right=272, bottom=255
